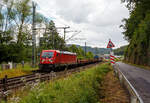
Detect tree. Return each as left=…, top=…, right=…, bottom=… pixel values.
left=86, top=52, right=94, bottom=59
left=121, top=0, right=150, bottom=65
left=0, top=0, right=34, bottom=63
left=40, top=20, right=67, bottom=51
left=0, top=43, right=26, bottom=63
left=0, top=0, right=14, bottom=44
left=69, top=44, right=79, bottom=53
left=68, top=45, right=93, bottom=59
left=78, top=47, right=85, bottom=59
left=12, top=0, right=32, bottom=44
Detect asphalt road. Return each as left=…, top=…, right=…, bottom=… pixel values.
left=116, top=62, right=150, bottom=103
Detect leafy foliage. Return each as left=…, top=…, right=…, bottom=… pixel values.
left=86, top=51, right=94, bottom=59
left=39, top=21, right=66, bottom=51
left=68, top=44, right=94, bottom=59
left=121, top=0, right=150, bottom=65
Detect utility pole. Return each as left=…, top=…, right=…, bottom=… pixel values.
left=32, top=2, right=36, bottom=68
left=63, top=26, right=70, bottom=41
left=56, top=26, right=70, bottom=41
left=51, top=28, right=55, bottom=49
left=85, top=42, right=86, bottom=57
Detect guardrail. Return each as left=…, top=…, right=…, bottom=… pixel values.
left=113, top=64, right=144, bottom=103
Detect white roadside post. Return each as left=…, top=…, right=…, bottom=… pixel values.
left=8, top=62, right=12, bottom=69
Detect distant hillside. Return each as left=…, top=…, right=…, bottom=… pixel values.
left=67, top=44, right=110, bottom=55
left=113, top=45, right=127, bottom=56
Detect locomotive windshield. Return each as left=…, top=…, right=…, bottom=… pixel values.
left=42, top=52, right=54, bottom=58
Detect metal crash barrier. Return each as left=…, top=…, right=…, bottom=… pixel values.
left=113, top=64, right=144, bottom=103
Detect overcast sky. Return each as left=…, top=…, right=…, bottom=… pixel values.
left=33, top=0, right=129, bottom=48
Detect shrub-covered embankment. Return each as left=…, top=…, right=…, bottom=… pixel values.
left=121, top=0, right=150, bottom=66
left=9, top=63, right=110, bottom=103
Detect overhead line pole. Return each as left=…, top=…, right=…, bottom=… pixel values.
left=32, top=2, right=36, bottom=68
left=85, top=42, right=86, bottom=57
left=52, top=28, right=55, bottom=49
left=63, top=26, right=70, bottom=41
left=56, top=26, right=70, bottom=41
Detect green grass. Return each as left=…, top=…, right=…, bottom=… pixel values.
left=16, top=63, right=38, bottom=72
left=8, top=63, right=111, bottom=103
left=0, top=63, right=38, bottom=78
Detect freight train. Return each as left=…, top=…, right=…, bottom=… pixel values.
left=39, top=50, right=102, bottom=71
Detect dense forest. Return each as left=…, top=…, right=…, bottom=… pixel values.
left=121, top=0, right=150, bottom=66
left=0, top=0, right=94, bottom=63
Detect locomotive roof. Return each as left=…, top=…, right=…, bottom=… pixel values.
left=60, top=51, right=76, bottom=55
left=42, top=50, right=76, bottom=55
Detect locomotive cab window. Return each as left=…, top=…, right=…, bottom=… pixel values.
left=42, top=52, right=54, bottom=58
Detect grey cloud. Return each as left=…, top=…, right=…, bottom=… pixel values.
left=88, top=1, right=129, bottom=27
left=35, top=0, right=129, bottom=48
left=53, top=0, right=95, bottom=23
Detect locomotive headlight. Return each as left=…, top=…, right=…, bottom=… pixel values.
left=42, top=59, right=45, bottom=63
left=49, top=59, right=53, bottom=62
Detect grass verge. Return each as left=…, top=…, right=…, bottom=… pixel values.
left=100, top=71, right=129, bottom=103
left=8, top=63, right=110, bottom=103
left=0, top=63, right=38, bottom=78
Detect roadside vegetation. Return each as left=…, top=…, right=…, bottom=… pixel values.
left=100, top=71, right=129, bottom=103
left=7, top=63, right=110, bottom=103
left=121, top=0, right=150, bottom=66
left=0, top=63, right=38, bottom=78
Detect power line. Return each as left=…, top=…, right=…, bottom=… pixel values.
left=35, top=26, right=70, bottom=40
left=65, top=31, right=81, bottom=42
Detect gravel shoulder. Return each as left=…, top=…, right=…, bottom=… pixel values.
left=100, top=70, right=129, bottom=103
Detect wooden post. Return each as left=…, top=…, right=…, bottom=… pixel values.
left=3, top=75, right=7, bottom=91
left=1, top=64, right=3, bottom=71
left=2, top=75, right=8, bottom=102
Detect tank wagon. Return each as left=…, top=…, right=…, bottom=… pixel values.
left=39, top=50, right=101, bottom=71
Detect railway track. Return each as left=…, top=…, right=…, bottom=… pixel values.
left=0, top=61, right=101, bottom=101
left=0, top=73, right=49, bottom=92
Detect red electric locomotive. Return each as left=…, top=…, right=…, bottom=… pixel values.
left=39, top=50, right=77, bottom=71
